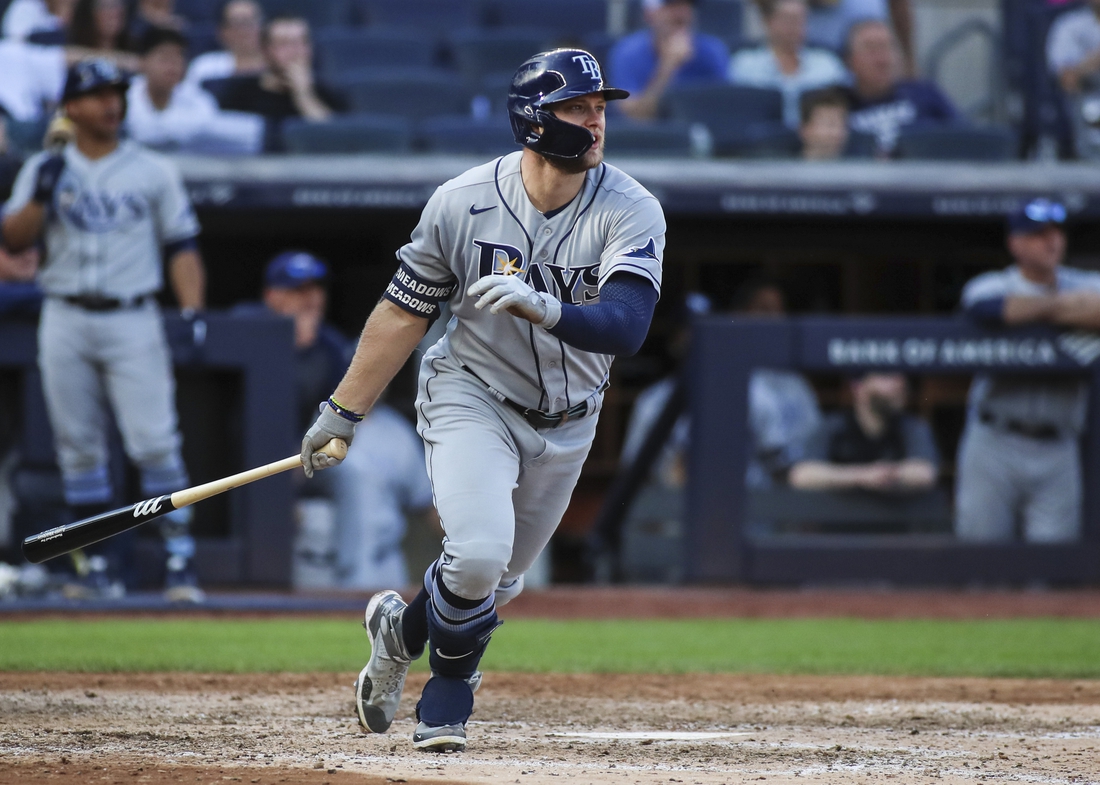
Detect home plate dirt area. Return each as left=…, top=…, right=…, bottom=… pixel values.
left=2, top=588, right=1100, bottom=785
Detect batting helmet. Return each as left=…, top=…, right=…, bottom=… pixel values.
left=61, top=58, right=130, bottom=104
left=507, top=48, right=629, bottom=160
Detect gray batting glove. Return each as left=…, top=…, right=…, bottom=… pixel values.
left=468, top=274, right=561, bottom=329
left=300, top=403, right=356, bottom=479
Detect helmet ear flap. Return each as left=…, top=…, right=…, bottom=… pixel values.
left=530, top=107, right=595, bottom=159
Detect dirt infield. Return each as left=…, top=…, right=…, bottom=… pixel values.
left=3, top=588, right=1100, bottom=784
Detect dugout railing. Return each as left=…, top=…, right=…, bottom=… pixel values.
left=685, top=316, right=1100, bottom=585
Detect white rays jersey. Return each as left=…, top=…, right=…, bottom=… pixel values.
left=385, top=151, right=665, bottom=414
left=5, top=139, right=199, bottom=299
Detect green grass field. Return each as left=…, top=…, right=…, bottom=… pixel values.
left=2, top=617, right=1099, bottom=678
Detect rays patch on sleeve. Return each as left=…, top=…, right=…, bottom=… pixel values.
left=618, top=238, right=658, bottom=261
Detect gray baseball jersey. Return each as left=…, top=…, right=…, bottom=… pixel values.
left=5, top=139, right=199, bottom=298
left=385, top=150, right=665, bottom=414
left=962, top=264, right=1100, bottom=436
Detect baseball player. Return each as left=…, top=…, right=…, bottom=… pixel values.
left=300, top=49, right=665, bottom=752
left=1, top=58, right=207, bottom=602
left=956, top=198, right=1100, bottom=543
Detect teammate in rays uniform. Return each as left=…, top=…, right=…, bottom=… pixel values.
left=1, top=59, right=206, bottom=602
left=300, top=49, right=666, bottom=751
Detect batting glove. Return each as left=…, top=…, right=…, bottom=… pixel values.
left=300, top=402, right=356, bottom=478
left=32, top=155, right=66, bottom=205
left=468, top=275, right=562, bottom=329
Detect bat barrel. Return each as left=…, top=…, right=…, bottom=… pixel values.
left=21, top=496, right=176, bottom=564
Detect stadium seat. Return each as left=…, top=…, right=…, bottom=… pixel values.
left=606, top=120, right=698, bottom=158
left=282, top=114, right=412, bottom=153
left=481, top=0, right=609, bottom=39
left=176, top=0, right=220, bottom=24
left=359, top=0, right=484, bottom=36
left=256, top=0, right=354, bottom=30
left=417, top=115, right=517, bottom=156
left=473, top=71, right=514, bottom=116
left=895, top=125, right=1019, bottom=162
left=664, top=83, right=786, bottom=156
left=449, top=27, right=556, bottom=87
left=314, top=27, right=437, bottom=80
left=334, top=68, right=473, bottom=121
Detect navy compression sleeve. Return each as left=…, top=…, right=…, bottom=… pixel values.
left=546, top=272, right=657, bottom=355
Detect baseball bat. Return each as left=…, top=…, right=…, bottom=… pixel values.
left=21, top=438, right=347, bottom=564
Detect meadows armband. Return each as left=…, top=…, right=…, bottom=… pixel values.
left=383, top=262, right=457, bottom=319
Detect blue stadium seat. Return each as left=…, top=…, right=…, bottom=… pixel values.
left=359, top=0, right=484, bottom=36
left=473, top=71, right=514, bottom=116
left=314, top=27, right=437, bottom=80
left=895, top=125, right=1018, bottom=162
left=449, top=27, right=556, bottom=87
left=257, top=0, right=354, bottom=29
left=334, top=68, right=473, bottom=120
left=606, top=120, right=697, bottom=158
left=282, top=114, right=412, bottom=153
left=481, top=0, right=609, bottom=38
left=417, top=115, right=517, bottom=156
left=176, top=0, right=220, bottom=24
left=663, top=83, right=786, bottom=156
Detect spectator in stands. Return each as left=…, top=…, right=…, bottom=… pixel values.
left=0, top=37, right=67, bottom=125
left=2, top=0, right=73, bottom=42
left=185, top=0, right=263, bottom=88
left=214, top=16, right=344, bottom=151
left=844, top=19, right=958, bottom=157
left=955, top=198, right=1100, bottom=544
left=238, top=251, right=436, bottom=590
left=1047, top=0, right=1100, bottom=158
left=125, top=0, right=187, bottom=51
left=68, top=0, right=126, bottom=52
left=789, top=371, right=938, bottom=493
left=805, top=0, right=914, bottom=74
left=125, top=27, right=262, bottom=153
left=799, top=85, right=851, bottom=159
left=730, top=0, right=847, bottom=128
left=608, top=0, right=729, bottom=122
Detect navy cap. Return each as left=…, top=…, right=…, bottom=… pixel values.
left=264, top=251, right=329, bottom=288
left=61, top=58, right=129, bottom=104
left=1007, top=198, right=1067, bottom=235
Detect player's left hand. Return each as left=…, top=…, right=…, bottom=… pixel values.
left=468, top=275, right=561, bottom=329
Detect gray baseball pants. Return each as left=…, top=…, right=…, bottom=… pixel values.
left=954, top=419, right=1081, bottom=543
left=37, top=298, right=188, bottom=505
left=415, top=347, right=598, bottom=603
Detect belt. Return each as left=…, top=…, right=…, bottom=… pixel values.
left=979, top=410, right=1062, bottom=441
left=462, top=365, right=590, bottom=429
left=59, top=293, right=153, bottom=311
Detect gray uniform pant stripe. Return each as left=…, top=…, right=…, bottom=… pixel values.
left=38, top=299, right=186, bottom=498
left=416, top=349, right=597, bottom=602
left=954, top=420, right=1082, bottom=543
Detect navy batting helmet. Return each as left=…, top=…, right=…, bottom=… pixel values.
left=61, top=58, right=130, bottom=104
left=507, top=48, right=629, bottom=160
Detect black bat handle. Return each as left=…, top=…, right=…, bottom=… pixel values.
left=21, top=495, right=177, bottom=564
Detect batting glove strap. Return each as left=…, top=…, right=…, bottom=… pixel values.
left=300, top=404, right=356, bottom=478
left=533, top=291, right=561, bottom=329
left=33, top=155, right=65, bottom=204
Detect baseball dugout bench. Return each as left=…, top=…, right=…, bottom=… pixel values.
left=683, top=316, right=1100, bottom=586
left=0, top=312, right=297, bottom=587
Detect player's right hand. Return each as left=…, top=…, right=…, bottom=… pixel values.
left=300, top=402, right=357, bottom=478
left=32, top=155, right=66, bottom=205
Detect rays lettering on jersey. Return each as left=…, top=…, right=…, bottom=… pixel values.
left=57, top=183, right=148, bottom=233
left=474, top=239, right=600, bottom=305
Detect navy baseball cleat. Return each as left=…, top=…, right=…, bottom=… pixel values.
left=354, top=590, right=415, bottom=733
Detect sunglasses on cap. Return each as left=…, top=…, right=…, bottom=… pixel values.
left=1023, top=198, right=1067, bottom=224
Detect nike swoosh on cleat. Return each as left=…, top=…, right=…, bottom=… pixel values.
left=435, top=648, right=473, bottom=660
left=469, top=205, right=497, bottom=215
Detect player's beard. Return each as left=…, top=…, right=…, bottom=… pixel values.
left=547, top=137, right=604, bottom=175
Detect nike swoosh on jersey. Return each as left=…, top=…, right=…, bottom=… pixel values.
left=469, top=205, right=497, bottom=215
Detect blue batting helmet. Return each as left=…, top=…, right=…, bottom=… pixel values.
left=61, top=58, right=130, bottom=104
left=507, top=48, right=629, bottom=160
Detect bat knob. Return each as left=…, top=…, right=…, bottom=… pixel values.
left=321, top=438, right=348, bottom=461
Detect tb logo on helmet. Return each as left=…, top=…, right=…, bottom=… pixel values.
left=572, top=54, right=601, bottom=79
